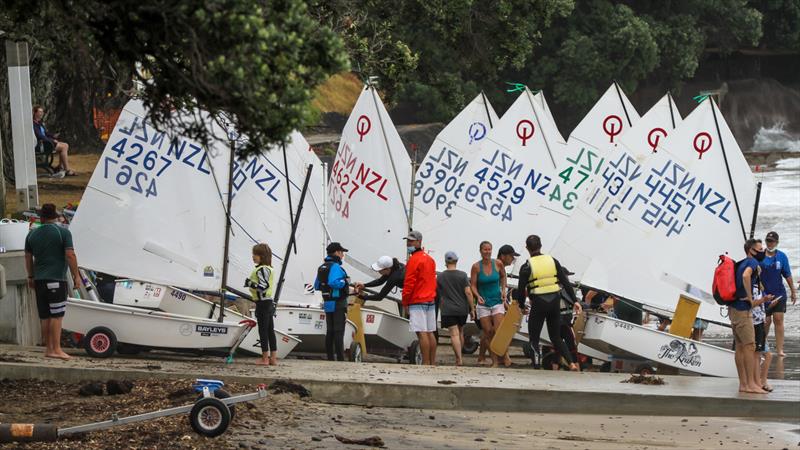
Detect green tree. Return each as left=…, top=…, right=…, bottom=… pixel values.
left=2, top=0, right=348, bottom=159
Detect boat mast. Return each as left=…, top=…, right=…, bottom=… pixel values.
left=281, top=141, right=297, bottom=253
left=749, top=181, right=762, bottom=239
left=709, top=98, right=748, bottom=241
left=273, top=164, right=313, bottom=303
left=218, top=137, right=237, bottom=322
left=368, top=80, right=411, bottom=231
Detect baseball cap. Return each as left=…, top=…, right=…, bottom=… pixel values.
left=444, top=251, right=458, bottom=263
left=497, top=244, right=520, bottom=257
left=326, top=242, right=348, bottom=254
left=371, top=255, right=393, bottom=271
left=403, top=230, right=423, bottom=241
left=765, top=231, right=779, bottom=242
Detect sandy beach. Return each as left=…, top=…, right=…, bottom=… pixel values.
left=1, top=377, right=797, bottom=449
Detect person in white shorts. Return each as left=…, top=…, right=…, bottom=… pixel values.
left=402, top=230, right=438, bottom=365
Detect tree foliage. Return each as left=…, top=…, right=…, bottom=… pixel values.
left=2, top=0, right=348, bottom=159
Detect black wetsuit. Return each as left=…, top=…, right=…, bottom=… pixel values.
left=515, top=256, right=576, bottom=365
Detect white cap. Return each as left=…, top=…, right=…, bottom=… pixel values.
left=371, top=255, right=393, bottom=271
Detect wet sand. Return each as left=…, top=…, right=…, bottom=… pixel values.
left=1, top=378, right=797, bottom=449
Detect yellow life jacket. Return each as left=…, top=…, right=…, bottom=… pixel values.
left=248, top=264, right=274, bottom=301
left=527, top=255, right=561, bottom=295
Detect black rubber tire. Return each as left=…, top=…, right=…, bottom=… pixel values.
left=83, top=327, right=117, bottom=358
left=196, top=389, right=235, bottom=421
left=348, top=342, right=363, bottom=363
left=407, top=340, right=422, bottom=365
left=461, top=336, right=479, bottom=355
left=189, top=397, right=231, bottom=437
left=541, top=349, right=559, bottom=370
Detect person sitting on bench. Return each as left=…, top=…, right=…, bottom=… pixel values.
left=33, top=105, right=75, bottom=176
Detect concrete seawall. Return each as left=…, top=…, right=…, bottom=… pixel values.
left=1, top=345, right=797, bottom=419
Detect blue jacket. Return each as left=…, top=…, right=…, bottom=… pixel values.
left=314, top=255, right=348, bottom=300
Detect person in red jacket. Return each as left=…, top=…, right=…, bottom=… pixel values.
left=403, top=230, right=437, bottom=365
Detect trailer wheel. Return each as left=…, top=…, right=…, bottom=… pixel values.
left=407, top=340, right=422, bottom=365
left=462, top=336, right=479, bottom=355
left=348, top=342, right=363, bottom=363
left=84, top=327, right=117, bottom=358
left=189, top=397, right=231, bottom=437
left=196, top=389, right=235, bottom=421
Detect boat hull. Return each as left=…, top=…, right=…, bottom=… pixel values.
left=63, top=298, right=247, bottom=352
left=275, top=305, right=356, bottom=354
left=112, top=280, right=300, bottom=357
left=581, top=312, right=737, bottom=377
left=360, top=307, right=416, bottom=356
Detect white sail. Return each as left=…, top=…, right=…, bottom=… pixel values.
left=326, top=85, right=412, bottom=275
left=429, top=88, right=569, bottom=266
left=71, top=100, right=230, bottom=291
left=226, top=131, right=325, bottom=304
left=547, top=83, right=640, bottom=221
left=551, top=94, right=682, bottom=277
left=412, top=93, right=499, bottom=263
left=580, top=98, right=757, bottom=324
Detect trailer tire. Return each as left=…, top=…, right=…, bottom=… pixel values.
left=348, top=342, right=363, bottom=363
left=462, top=336, right=479, bottom=355
left=84, top=327, right=117, bottom=358
left=189, top=397, right=231, bottom=437
left=407, top=340, right=422, bottom=365
left=635, top=363, right=655, bottom=376
left=196, top=389, right=235, bottom=421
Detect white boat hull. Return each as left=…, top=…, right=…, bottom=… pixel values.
left=112, top=280, right=300, bottom=358
left=275, top=305, right=356, bottom=354
left=361, top=307, right=416, bottom=356
left=63, top=298, right=248, bottom=352
left=511, top=310, right=611, bottom=362
left=581, top=313, right=737, bottom=377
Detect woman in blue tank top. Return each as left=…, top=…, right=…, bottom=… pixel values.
left=470, top=241, right=508, bottom=367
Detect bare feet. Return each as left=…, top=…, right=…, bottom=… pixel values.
left=455, top=359, right=463, bottom=367
left=569, top=363, right=579, bottom=372
left=490, top=363, right=499, bottom=368
left=255, top=359, right=270, bottom=366
left=762, top=384, right=774, bottom=392
left=744, top=385, right=769, bottom=394
left=778, top=351, right=786, bottom=357
left=45, top=352, right=71, bottom=360
left=269, top=356, right=278, bottom=366
left=503, top=356, right=513, bottom=367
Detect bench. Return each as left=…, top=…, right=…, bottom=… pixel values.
left=34, top=140, right=57, bottom=174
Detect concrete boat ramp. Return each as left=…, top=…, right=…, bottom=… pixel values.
left=0, top=345, right=797, bottom=419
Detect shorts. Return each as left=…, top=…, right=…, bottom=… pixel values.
left=728, top=307, right=755, bottom=347
left=766, top=297, right=787, bottom=315
left=476, top=303, right=504, bottom=319
left=408, top=302, right=437, bottom=332
left=441, top=315, right=467, bottom=328
left=34, top=280, right=68, bottom=319
left=754, top=322, right=766, bottom=352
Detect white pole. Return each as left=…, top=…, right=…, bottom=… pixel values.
left=6, top=41, right=38, bottom=210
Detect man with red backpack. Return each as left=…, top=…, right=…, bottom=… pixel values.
left=730, top=239, right=773, bottom=394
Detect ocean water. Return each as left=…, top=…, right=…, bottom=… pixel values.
left=705, top=155, right=800, bottom=379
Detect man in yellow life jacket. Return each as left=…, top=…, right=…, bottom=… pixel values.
left=513, top=235, right=581, bottom=370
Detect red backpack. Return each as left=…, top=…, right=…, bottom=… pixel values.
left=712, top=255, right=738, bottom=305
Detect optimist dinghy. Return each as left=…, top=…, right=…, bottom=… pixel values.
left=111, top=280, right=299, bottom=358
left=63, top=298, right=255, bottom=358
left=68, top=100, right=307, bottom=358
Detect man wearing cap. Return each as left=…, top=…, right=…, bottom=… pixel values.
left=314, top=242, right=353, bottom=361
left=24, top=204, right=81, bottom=360
left=761, top=231, right=796, bottom=357
left=354, top=255, right=405, bottom=315
left=436, top=251, right=474, bottom=366
left=403, top=230, right=438, bottom=365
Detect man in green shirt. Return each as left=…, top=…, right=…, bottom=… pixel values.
left=24, top=204, right=81, bottom=360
